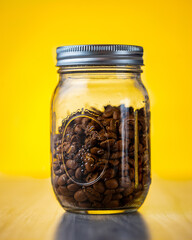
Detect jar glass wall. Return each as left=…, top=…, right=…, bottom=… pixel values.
left=51, top=64, right=151, bottom=214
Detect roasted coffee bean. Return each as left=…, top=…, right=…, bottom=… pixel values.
left=85, top=187, right=101, bottom=198
left=105, top=178, right=118, bottom=189
left=55, top=169, right=64, bottom=176
left=103, top=168, right=116, bottom=179
left=68, top=169, right=75, bottom=176
left=100, top=151, right=110, bottom=159
left=104, top=132, right=117, bottom=139
left=67, top=144, right=77, bottom=154
left=86, top=172, right=98, bottom=183
left=123, top=183, right=135, bottom=196
left=85, top=137, right=97, bottom=148
left=93, top=182, right=105, bottom=193
left=85, top=161, right=95, bottom=172
left=74, top=190, right=88, bottom=202
left=74, top=125, right=83, bottom=134
left=90, top=147, right=102, bottom=155
left=100, top=139, right=115, bottom=149
left=102, top=118, right=111, bottom=127
left=107, top=119, right=117, bottom=132
left=103, top=109, right=113, bottom=118
left=104, top=189, right=116, bottom=195
left=52, top=104, right=150, bottom=210
left=74, top=117, right=82, bottom=124
left=57, top=174, right=67, bottom=186
left=85, top=189, right=102, bottom=202
left=82, top=117, right=90, bottom=126
left=113, top=110, right=120, bottom=120
left=53, top=175, right=59, bottom=188
left=110, top=152, right=122, bottom=159
left=66, top=160, right=78, bottom=169
left=75, top=167, right=83, bottom=179
left=97, top=130, right=107, bottom=141
left=67, top=184, right=80, bottom=192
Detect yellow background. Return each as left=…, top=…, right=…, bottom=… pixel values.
left=0, top=0, right=192, bottom=179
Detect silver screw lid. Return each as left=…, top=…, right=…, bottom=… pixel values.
left=56, top=44, right=143, bottom=66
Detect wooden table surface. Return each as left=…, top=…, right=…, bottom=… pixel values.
left=0, top=174, right=191, bottom=240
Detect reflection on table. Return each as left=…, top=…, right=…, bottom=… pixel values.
left=55, top=212, right=150, bottom=240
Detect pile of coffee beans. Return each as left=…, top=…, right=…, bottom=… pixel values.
left=52, top=105, right=150, bottom=210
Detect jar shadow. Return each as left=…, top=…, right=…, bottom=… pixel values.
left=54, top=212, right=150, bottom=240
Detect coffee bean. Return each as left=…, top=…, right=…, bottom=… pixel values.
left=103, top=109, right=113, bottom=118
left=104, top=189, right=116, bottom=195
left=110, top=152, right=122, bottom=159
left=55, top=169, right=63, bottom=176
left=74, top=190, right=88, bottom=202
left=74, top=125, right=83, bottom=134
left=67, top=184, right=80, bottom=192
left=85, top=161, right=95, bottom=172
left=66, top=160, right=78, bottom=169
left=82, top=117, right=90, bottom=126
left=68, top=169, right=75, bottom=176
left=104, top=132, right=117, bottom=139
left=74, top=117, right=82, bottom=124
left=113, top=110, right=120, bottom=120
left=100, top=139, right=115, bottom=149
left=85, top=188, right=102, bottom=202
left=123, top=183, right=135, bottom=196
left=52, top=104, right=150, bottom=210
left=105, top=178, right=118, bottom=189
left=93, top=182, right=105, bottom=193
left=53, top=175, right=59, bottom=188
left=103, top=168, right=116, bottom=179
left=57, top=174, right=67, bottom=186
left=75, top=167, right=83, bottom=179
left=86, top=172, right=98, bottom=183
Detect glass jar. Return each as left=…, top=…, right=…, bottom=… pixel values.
left=51, top=45, right=151, bottom=214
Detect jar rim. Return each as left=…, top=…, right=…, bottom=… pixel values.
left=56, top=44, right=143, bottom=67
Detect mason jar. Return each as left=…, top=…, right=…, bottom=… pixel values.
left=51, top=45, right=151, bottom=214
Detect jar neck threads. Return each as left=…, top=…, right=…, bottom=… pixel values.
left=58, top=65, right=143, bottom=74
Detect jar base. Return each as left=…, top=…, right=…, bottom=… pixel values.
left=65, top=208, right=138, bottom=215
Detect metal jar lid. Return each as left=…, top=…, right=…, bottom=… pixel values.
left=56, top=44, right=143, bottom=66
